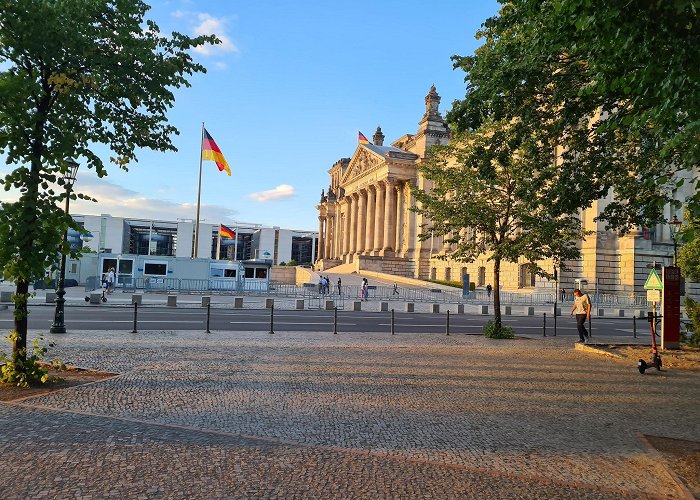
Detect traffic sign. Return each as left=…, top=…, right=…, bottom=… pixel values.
left=646, top=289, right=661, bottom=303
left=644, top=269, right=663, bottom=290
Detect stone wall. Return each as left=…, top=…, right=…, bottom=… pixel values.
left=357, top=255, right=415, bottom=278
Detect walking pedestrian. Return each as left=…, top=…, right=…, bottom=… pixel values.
left=569, top=288, right=591, bottom=342
left=392, top=282, right=399, bottom=295
left=560, top=288, right=566, bottom=302
left=361, top=278, right=369, bottom=301
left=337, top=277, right=342, bottom=295
left=486, top=284, right=492, bottom=298
left=105, top=267, right=115, bottom=294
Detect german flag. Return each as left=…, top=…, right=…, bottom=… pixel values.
left=358, top=131, right=370, bottom=144
left=220, top=224, right=235, bottom=239
left=202, top=128, right=231, bottom=176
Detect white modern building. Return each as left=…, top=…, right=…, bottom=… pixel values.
left=61, top=214, right=317, bottom=287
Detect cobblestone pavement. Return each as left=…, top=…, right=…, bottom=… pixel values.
left=1, top=330, right=698, bottom=498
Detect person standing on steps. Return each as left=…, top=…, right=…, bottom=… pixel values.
left=569, top=288, right=591, bottom=343
left=486, top=284, right=492, bottom=298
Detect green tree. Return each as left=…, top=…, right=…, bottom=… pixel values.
left=413, top=119, right=586, bottom=334
left=449, top=0, right=699, bottom=230
left=0, top=0, right=216, bottom=375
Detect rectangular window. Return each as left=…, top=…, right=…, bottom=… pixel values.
left=245, top=267, right=255, bottom=279
left=144, top=262, right=167, bottom=276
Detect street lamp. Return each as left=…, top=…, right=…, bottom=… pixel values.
left=50, top=159, right=80, bottom=334
left=669, top=215, right=683, bottom=265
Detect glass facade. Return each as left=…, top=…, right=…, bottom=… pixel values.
left=291, top=236, right=313, bottom=264
left=128, top=224, right=177, bottom=256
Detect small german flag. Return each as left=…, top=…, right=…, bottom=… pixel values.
left=202, top=128, right=231, bottom=176
left=358, top=131, right=370, bottom=144
left=220, top=224, right=235, bottom=239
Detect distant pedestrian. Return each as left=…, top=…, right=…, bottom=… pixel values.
left=361, top=278, right=369, bottom=301
left=392, top=282, right=399, bottom=295
left=337, top=277, right=342, bottom=295
left=560, top=288, right=566, bottom=302
left=325, top=276, right=331, bottom=294
left=569, top=288, right=591, bottom=343
left=105, top=267, right=115, bottom=294
left=486, top=284, right=492, bottom=298
left=318, top=276, right=324, bottom=294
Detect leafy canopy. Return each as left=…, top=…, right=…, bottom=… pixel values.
left=449, top=0, right=699, bottom=230
left=0, top=0, right=216, bottom=284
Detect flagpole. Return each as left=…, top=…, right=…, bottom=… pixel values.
left=234, top=226, right=238, bottom=261
left=193, top=122, right=204, bottom=258
left=216, top=225, right=222, bottom=260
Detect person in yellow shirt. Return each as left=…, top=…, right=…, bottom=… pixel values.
left=569, top=288, right=591, bottom=342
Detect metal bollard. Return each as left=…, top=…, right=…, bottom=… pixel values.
left=588, top=315, right=592, bottom=338
left=553, top=306, right=557, bottom=336
left=333, top=306, right=338, bottom=335
left=131, top=302, right=138, bottom=333
left=269, top=304, right=274, bottom=334
left=391, top=308, right=395, bottom=335
left=633, top=316, right=637, bottom=339
left=446, top=310, right=450, bottom=336
left=543, top=312, right=547, bottom=337
left=206, top=302, right=211, bottom=334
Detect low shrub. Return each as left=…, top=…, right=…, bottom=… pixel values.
left=427, top=279, right=463, bottom=289
left=0, top=331, right=65, bottom=387
left=483, top=320, right=515, bottom=339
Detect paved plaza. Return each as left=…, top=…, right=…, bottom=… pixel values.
left=1, top=330, right=698, bottom=498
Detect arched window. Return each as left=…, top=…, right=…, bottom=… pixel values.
left=478, top=266, right=486, bottom=286
left=445, top=268, right=451, bottom=281
left=431, top=268, right=437, bottom=280
left=519, top=264, right=536, bottom=288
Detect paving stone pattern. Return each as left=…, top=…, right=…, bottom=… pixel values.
left=1, top=330, right=698, bottom=499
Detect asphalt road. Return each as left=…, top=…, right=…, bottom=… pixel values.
left=0, top=304, right=646, bottom=339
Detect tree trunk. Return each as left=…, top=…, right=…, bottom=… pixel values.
left=13, top=280, right=29, bottom=361
left=493, top=257, right=502, bottom=331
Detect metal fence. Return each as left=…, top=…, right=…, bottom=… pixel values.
left=83, top=275, right=657, bottom=308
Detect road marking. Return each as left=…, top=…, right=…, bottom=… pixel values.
left=230, top=321, right=357, bottom=326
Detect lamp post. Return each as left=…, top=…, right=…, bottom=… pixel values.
left=50, top=160, right=80, bottom=334
left=669, top=215, right=683, bottom=265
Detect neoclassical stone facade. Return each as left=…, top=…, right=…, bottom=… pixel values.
left=316, top=87, right=698, bottom=296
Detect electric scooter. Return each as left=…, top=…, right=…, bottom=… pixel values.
left=638, top=305, right=662, bottom=374
left=84, top=281, right=108, bottom=303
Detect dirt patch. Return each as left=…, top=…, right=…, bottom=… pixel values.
left=644, top=435, right=700, bottom=498
left=595, top=344, right=700, bottom=371
left=0, top=365, right=117, bottom=402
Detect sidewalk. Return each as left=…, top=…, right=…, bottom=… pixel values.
left=0, top=329, right=697, bottom=498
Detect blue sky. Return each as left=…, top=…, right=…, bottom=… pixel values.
left=2, top=0, right=500, bottom=231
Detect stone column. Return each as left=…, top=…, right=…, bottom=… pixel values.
left=356, top=190, right=367, bottom=254
left=402, top=181, right=417, bottom=259
left=373, top=182, right=385, bottom=254
left=343, top=198, right=351, bottom=256
left=382, top=179, right=397, bottom=256
left=348, top=195, right=357, bottom=256
left=317, top=216, right=324, bottom=261
left=325, top=216, right=332, bottom=258
left=364, top=186, right=376, bottom=255
left=395, top=182, right=403, bottom=254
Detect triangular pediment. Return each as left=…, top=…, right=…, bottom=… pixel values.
left=340, top=146, right=386, bottom=184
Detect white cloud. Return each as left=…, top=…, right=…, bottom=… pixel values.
left=0, top=173, right=238, bottom=223
left=214, top=61, right=228, bottom=70
left=191, top=14, right=238, bottom=56
left=248, top=184, right=296, bottom=202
